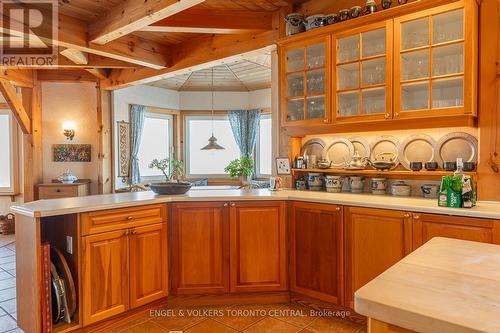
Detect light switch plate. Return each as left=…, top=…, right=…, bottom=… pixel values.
left=66, top=236, right=73, bottom=254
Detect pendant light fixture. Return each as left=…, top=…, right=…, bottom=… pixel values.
left=201, top=67, right=225, bottom=150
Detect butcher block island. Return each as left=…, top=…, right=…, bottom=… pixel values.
left=355, top=237, right=500, bottom=333
left=10, top=189, right=500, bottom=333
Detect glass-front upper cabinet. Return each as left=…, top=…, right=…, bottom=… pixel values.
left=394, top=0, right=476, bottom=118
left=333, top=21, right=393, bottom=123
left=281, top=36, right=331, bottom=125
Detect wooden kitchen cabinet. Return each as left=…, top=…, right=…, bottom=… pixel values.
left=289, top=202, right=343, bottom=304
left=129, top=223, right=168, bottom=308
left=229, top=201, right=287, bottom=292
left=412, top=213, right=500, bottom=248
left=394, top=0, right=477, bottom=119
left=280, top=36, right=332, bottom=126
left=171, top=202, right=230, bottom=294
left=344, top=207, right=412, bottom=308
left=82, top=230, right=129, bottom=325
left=333, top=20, right=393, bottom=123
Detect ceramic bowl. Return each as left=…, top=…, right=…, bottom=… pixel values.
left=425, top=162, right=439, bottom=171
left=382, top=0, right=392, bottom=9
left=410, top=162, right=423, bottom=171
left=305, top=15, right=327, bottom=30
left=391, top=181, right=411, bottom=196
left=149, top=181, right=192, bottom=195
left=463, top=162, right=476, bottom=171
left=444, top=162, right=457, bottom=171
left=421, top=184, right=440, bottom=198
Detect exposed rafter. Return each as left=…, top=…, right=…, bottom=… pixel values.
left=0, top=79, right=31, bottom=134
left=142, top=9, right=272, bottom=34
left=102, top=30, right=278, bottom=89
left=89, top=0, right=206, bottom=45
left=0, top=12, right=169, bottom=69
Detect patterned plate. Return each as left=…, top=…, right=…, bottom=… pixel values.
left=322, top=138, right=355, bottom=169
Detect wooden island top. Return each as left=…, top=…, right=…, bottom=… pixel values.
left=355, top=237, right=500, bottom=333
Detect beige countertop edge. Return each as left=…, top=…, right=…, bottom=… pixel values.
left=353, top=296, right=484, bottom=333
left=10, top=189, right=500, bottom=219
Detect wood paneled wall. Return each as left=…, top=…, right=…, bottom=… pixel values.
left=477, top=0, right=500, bottom=200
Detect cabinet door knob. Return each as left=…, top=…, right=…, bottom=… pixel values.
left=127, top=216, right=133, bottom=220
left=323, top=119, right=329, bottom=123
left=230, top=203, right=236, bottom=207
left=124, top=230, right=130, bottom=236
left=413, top=214, right=420, bottom=220
left=131, top=230, right=137, bottom=235
left=403, top=213, right=411, bottom=218
left=223, top=203, right=228, bottom=207
left=335, top=207, right=341, bottom=211
left=385, top=113, right=390, bottom=119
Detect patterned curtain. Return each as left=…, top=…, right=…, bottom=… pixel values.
left=129, top=104, right=146, bottom=185
left=228, top=109, right=261, bottom=158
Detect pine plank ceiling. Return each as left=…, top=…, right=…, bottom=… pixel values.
left=59, top=0, right=298, bottom=46
left=148, top=53, right=271, bottom=91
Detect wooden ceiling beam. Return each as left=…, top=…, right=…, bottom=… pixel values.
left=142, top=9, right=273, bottom=34
left=36, top=69, right=99, bottom=83
left=60, top=49, right=110, bottom=80
left=89, top=0, right=206, bottom=45
left=0, top=79, right=31, bottom=134
left=102, top=30, right=278, bottom=89
left=1, top=13, right=169, bottom=70
left=0, top=68, right=34, bottom=88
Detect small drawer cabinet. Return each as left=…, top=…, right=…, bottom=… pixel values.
left=35, top=180, right=90, bottom=200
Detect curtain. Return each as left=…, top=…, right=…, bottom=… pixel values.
left=129, top=104, right=146, bottom=185
left=228, top=109, right=261, bottom=158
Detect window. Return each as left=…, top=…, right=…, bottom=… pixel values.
left=256, top=113, right=272, bottom=177
left=185, top=115, right=240, bottom=177
left=0, top=110, right=18, bottom=194
left=137, top=112, right=173, bottom=180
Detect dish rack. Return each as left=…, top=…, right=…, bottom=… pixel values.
left=0, top=214, right=15, bottom=235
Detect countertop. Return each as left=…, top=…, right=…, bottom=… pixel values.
left=354, top=237, right=500, bottom=333
left=10, top=189, right=500, bottom=219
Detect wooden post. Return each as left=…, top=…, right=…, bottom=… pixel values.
left=96, top=84, right=113, bottom=194
left=477, top=0, right=500, bottom=200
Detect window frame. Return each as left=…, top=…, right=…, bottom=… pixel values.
left=255, top=112, right=273, bottom=178
left=0, top=109, right=19, bottom=195
left=184, top=114, right=241, bottom=179
left=137, top=111, right=174, bottom=183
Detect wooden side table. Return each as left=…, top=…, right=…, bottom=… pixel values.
left=35, top=179, right=91, bottom=200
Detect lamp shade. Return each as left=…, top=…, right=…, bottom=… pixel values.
left=201, top=135, right=225, bottom=150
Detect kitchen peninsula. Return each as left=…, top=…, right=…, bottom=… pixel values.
left=11, top=189, right=500, bottom=333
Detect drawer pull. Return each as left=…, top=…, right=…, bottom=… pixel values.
left=56, top=189, right=61, bottom=193
left=127, top=216, right=134, bottom=220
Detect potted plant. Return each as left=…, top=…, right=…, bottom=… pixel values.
left=224, top=156, right=254, bottom=186
left=147, top=158, right=192, bottom=195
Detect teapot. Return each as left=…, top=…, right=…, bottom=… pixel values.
left=347, top=151, right=369, bottom=169
left=317, top=159, right=332, bottom=169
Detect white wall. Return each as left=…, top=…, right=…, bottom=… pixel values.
left=41, top=82, right=99, bottom=194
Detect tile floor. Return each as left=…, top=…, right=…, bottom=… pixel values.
left=0, top=236, right=20, bottom=333
left=0, top=236, right=367, bottom=333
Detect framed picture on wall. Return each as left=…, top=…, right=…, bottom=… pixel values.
left=53, top=144, right=91, bottom=162
left=276, top=157, right=291, bottom=175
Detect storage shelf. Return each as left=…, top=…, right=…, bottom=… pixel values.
left=291, top=168, right=477, bottom=180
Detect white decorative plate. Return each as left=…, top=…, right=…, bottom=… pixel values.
left=321, top=138, right=355, bottom=169
left=435, top=132, right=478, bottom=165
left=398, top=134, right=436, bottom=170
left=349, top=137, right=371, bottom=159
left=370, top=136, right=400, bottom=169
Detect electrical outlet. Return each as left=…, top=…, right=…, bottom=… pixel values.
left=66, top=236, right=73, bottom=255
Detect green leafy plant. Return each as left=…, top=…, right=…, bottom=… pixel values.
left=224, top=156, right=254, bottom=179
left=148, top=158, right=184, bottom=182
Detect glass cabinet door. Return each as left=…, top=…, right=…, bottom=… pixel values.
left=396, top=6, right=467, bottom=116
left=334, top=23, right=391, bottom=121
left=283, top=38, right=330, bottom=123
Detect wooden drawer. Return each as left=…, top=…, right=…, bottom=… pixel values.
left=81, top=204, right=167, bottom=235
left=38, top=186, right=78, bottom=199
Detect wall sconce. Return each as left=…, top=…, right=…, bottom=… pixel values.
left=62, top=121, right=76, bottom=141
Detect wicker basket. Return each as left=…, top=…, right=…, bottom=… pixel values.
left=0, top=214, right=15, bottom=235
